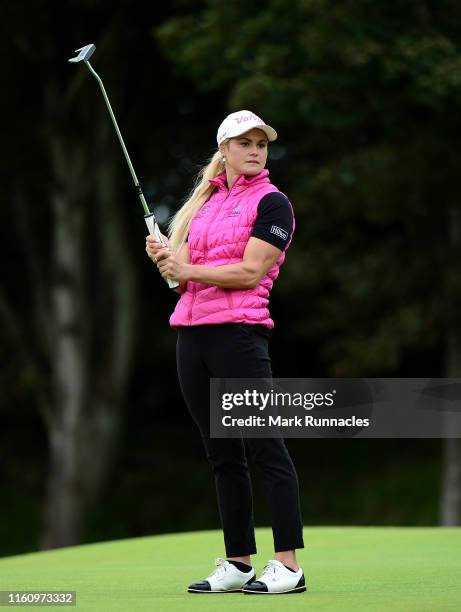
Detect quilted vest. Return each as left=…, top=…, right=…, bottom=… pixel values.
left=169, top=169, right=295, bottom=329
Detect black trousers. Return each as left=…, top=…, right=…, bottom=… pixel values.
left=176, top=323, right=304, bottom=557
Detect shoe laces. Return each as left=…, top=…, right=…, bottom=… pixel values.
left=207, top=557, right=229, bottom=579
left=259, top=559, right=282, bottom=581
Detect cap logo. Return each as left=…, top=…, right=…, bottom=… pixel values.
left=235, top=112, right=262, bottom=125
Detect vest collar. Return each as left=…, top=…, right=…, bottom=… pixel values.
left=209, top=169, right=270, bottom=192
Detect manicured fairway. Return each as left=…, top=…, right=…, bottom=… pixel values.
left=0, top=527, right=460, bottom=611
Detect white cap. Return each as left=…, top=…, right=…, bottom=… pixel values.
left=217, top=110, right=278, bottom=145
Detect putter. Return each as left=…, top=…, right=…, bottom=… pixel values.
left=68, top=43, right=178, bottom=290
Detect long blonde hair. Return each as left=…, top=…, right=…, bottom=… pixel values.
left=168, top=149, right=226, bottom=252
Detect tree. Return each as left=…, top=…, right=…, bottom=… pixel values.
left=2, top=4, right=138, bottom=547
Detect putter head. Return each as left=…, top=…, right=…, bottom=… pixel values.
left=68, top=44, right=96, bottom=63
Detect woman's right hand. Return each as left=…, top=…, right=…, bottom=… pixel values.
left=145, top=234, right=170, bottom=265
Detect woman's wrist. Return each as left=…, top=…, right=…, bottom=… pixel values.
left=181, top=263, right=195, bottom=282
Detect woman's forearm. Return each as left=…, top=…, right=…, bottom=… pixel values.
left=184, top=262, right=257, bottom=289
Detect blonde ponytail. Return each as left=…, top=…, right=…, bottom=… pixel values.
left=168, top=150, right=226, bottom=252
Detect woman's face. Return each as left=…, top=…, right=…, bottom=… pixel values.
left=221, top=128, right=269, bottom=176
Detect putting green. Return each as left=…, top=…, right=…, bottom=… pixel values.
left=0, top=527, right=460, bottom=611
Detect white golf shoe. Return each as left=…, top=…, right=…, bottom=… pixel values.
left=242, top=559, right=306, bottom=594
left=187, top=558, right=256, bottom=593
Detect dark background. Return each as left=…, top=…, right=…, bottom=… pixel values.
left=1, top=0, right=459, bottom=557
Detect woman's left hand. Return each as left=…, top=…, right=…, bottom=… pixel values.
left=156, top=247, right=188, bottom=282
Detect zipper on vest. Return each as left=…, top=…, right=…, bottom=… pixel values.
left=188, top=180, right=240, bottom=325
left=202, top=181, right=237, bottom=255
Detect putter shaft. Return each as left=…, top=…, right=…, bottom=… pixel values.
left=68, top=44, right=178, bottom=289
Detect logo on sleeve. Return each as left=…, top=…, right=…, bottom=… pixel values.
left=270, top=225, right=288, bottom=240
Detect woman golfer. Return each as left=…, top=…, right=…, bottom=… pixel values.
left=146, top=110, right=305, bottom=595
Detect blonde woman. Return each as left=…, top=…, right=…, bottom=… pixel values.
left=146, top=110, right=305, bottom=595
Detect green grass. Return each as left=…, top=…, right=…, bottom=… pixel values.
left=0, top=527, right=460, bottom=611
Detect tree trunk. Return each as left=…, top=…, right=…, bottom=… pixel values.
left=39, top=135, right=90, bottom=547
left=439, top=334, right=461, bottom=525
left=439, top=208, right=461, bottom=526
left=39, top=119, right=137, bottom=548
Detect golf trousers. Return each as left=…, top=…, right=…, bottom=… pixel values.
left=176, top=323, right=304, bottom=557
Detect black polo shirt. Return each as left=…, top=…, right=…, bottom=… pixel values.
left=251, top=192, right=294, bottom=251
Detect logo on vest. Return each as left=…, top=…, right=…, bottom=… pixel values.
left=270, top=225, right=288, bottom=240
left=197, top=205, right=210, bottom=219
left=228, top=204, right=241, bottom=217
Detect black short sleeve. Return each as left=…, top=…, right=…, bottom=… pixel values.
left=251, top=192, right=294, bottom=251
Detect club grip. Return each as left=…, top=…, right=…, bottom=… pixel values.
left=144, top=213, right=179, bottom=290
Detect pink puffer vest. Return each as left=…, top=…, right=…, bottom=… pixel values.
left=169, top=169, right=294, bottom=329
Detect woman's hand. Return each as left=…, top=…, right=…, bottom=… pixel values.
left=146, top=234, right=169, bottom=264
left=145, top=235, right=189, bottom=282
left=157, top=250, right=189, bottom=282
